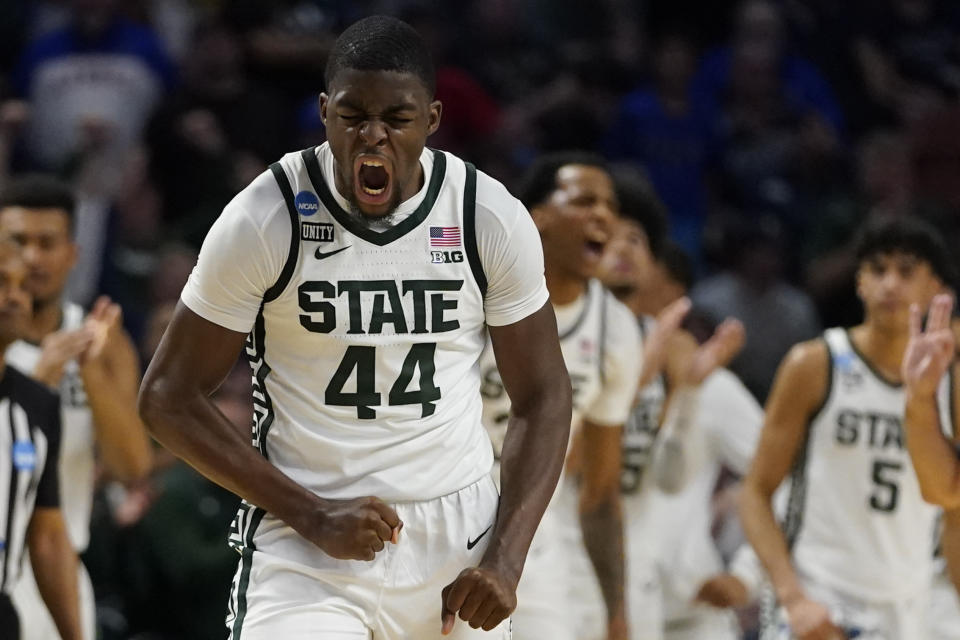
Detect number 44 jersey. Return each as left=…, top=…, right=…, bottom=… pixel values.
left=784, top=327, right=951, bottom=602
left=180, top=143, right=549, bottom=511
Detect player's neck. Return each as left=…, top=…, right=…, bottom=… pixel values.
left=545, top=271, right=586, bottom=306
left=850, top=323, right=909, bottom=382
left=25, top=299, right=64, bottom=344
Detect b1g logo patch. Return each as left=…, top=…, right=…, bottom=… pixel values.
left=431, top=250, right=464, bottom=264
left=13, top=441, right=36, bottom=471
left=301, top=221, right=334, bottom=242
left=295, top=191, right=321, bottom=217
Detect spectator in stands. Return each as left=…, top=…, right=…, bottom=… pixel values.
left=9, top=0, right=175, bottom=186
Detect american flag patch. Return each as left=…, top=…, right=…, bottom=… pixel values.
left=430, top=226, right=461, bottom=246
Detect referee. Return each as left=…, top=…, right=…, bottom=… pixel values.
left=0, top=241, right=80, bottom=639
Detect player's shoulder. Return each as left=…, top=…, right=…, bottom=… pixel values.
left=780, top=334, right=831, bottom=381
left=223, top=155, right=294, bottom=231
left=465, top=161, right=525, bottom=229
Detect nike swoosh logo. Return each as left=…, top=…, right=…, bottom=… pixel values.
left=315, top=245, right=351, bottom=260
left=466, top=524, right=493, bottom=550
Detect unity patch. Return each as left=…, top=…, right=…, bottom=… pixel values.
left=301, top=222, right=334, bottom=242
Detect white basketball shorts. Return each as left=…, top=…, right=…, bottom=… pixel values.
left=226, top=475, right=511, bottom=640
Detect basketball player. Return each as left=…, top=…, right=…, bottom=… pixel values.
left=0, top=241, right=81, bottom=640
left=741, top=216, right=959, bottom=639
left=599, top=183, right=756, bottom=640
left=139, top=16, right=572, bottom=640
left=0, top=174, right=153, bottom=640
left=478, top=152, right=641, bottom=640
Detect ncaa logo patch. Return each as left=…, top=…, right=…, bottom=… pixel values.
left=295, top=191, right=321, bottom=217
left=13, top=441, right=36, bottom=471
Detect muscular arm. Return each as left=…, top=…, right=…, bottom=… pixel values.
left=740, top=340, right=828, bottom=607
left=579, top=420, right=626, bottom=628
left=139, top=304, right=314, bottom=526
left=485, top=301, right=572, bottom=587
left=82, top=326, right=153, bottom=483
left=28, top=507, right=81, bottom=640
left=139, top=303, right=398, bottom=561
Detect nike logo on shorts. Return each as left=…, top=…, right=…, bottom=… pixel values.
left=315, top=246, right=350, bottom=260
left=467, top=524, right=493, bottom=550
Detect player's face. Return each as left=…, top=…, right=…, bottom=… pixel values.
left=320, top=69, right=442, bottom=218
left=598, top=218, right=653, bottom=290
left=0, top=249, right=31, bottom=347
left=856, top=251, right=943, bottom=329
left=0, top=207, right=76, bottom=307
left=533, top=165, right=617, bottom=280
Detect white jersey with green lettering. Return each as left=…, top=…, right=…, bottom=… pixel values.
left=785, top=327, right=950, bottom=602
left=181, top=143, right=549, bottom=558
left=480, top=278, right=642, bottom=462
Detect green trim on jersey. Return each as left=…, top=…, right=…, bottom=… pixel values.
left=301, top=147, right=447, bottom=246
left=782, top=337, right=833, bottom=549
left=248, top=307, right=276, bottom=458
left=462, top=162, right=487, bottom=297
left=230, top=506, right=266, bottom=639
left=557, top=284, right=593, bottom=341
left=266, top=163, right=302, bottom=302
left=844, top=328, right=902, bottom=389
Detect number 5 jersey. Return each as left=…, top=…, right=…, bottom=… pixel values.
left=783, top=327, right=951, bottom=602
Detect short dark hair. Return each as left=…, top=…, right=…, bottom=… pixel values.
left=611, top=166, right=668, bottom=259
left=0, top=174, right=75, bottom=233
left=854, top=215, right=955, bottom=288
left=658, top=240, right=695, bottom=292
left=325, top=15, right=435, bottom=96
left=517, top=151, right=609, bottom=211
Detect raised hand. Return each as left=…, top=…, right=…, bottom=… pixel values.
left=903, top=293, right=955, bottom=398
left=639, top=296, right=691, bottom=388
left=82, top=295, right=122, bottom=364
left=298, top=496, right=402, bottom=561
left=34, top=328, right=96, bottom=387
left=683, top=317, right=746, bottom=386
left=441, top=565, right=517, bottom=634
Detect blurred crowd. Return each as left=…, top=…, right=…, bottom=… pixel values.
left=1, top=0, right=959, bottom=638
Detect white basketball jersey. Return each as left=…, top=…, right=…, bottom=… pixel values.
left=787, top=328, right=949, bottom=601
left=219, top=147, right=513, bottom=554
left=480, top=278, right=617, bottom=458
left=4, top=302, right=94, bottom=551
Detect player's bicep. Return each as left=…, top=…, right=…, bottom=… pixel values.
left=487, top=302, right=569, bottom=416
left=745, top=341, right=829, bottom=496
left=142, top=302, right=249, bottom=401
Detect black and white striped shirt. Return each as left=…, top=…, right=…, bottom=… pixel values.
left=0, top=365, right=61, bottom=595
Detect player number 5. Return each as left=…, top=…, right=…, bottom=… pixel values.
left=869, top=459, right=902, bottom=513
